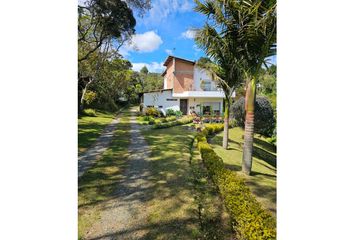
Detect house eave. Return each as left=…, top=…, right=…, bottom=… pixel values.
left=172, top=91, right=236, bottom=98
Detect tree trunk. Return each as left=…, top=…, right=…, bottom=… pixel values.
left=79, top=85, right=88, bottom=112
left=223, top=98, right=230, bottom=149
left=242, top=78, right=256, bottom=175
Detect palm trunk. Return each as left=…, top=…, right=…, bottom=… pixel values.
left=223, top=97, right=230, bottom=149
left=242, top=78, right=256, bottom=175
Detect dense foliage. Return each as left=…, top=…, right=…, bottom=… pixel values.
left=78, top=0, right=156, bottom=112
left=195, top=124, right=276, bottom=239
left=232, top=96, right=275, bottom=137
left=139, top=67, right=164, bottom=92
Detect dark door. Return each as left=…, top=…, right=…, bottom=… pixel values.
left=180, top=99, right=188, bottom=115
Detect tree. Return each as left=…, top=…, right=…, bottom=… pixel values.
left=194, top=0, right=276, bottom=174
left=78, top=0, right=136, bottom=62
left=78, top=0, right=151, bottom=111
left=194, top=2, right=245, bottom=149
left=140, top=66, right=149, bottom=75
left=236, top=1, right=276, bottom=175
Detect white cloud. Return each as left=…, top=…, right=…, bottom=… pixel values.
left=181, top=29, right=197, bottom=39
left=143, top=0, right=194, bottom=25
left=132, top=62, right=165, bottom=73
left=165, top=49, right=173, bottom=55
left=129, top=31, right=163, bottom=52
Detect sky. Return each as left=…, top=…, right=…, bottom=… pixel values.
left=120, top=0, right=276, bottom=73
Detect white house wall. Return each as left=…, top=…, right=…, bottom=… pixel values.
left=143, top=90, right=180, bottom=112
left=193, top=66, right=218, bottom=91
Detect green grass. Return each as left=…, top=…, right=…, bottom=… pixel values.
left=140, top=125, right=233, bottom=239
left=209, top=127, right=277, bottom=215
left=141, top=126, right=199, bottom=239
left=78, top=110, right=131, bottom=239
left=78, top=110, right=116, bottom=155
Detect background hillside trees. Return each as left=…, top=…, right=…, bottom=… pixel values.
left=78, top=0, right=152, bottom=112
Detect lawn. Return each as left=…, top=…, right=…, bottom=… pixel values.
left=78, top=110, right=116, bottom=155
left=78, top=110, right=131, bottom=239
left=209, top=127, right=277, bottom=215
left=141, top=125, right=233, bottom=239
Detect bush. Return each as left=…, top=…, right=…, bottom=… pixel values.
left=166, top=109, right=176, bottom=116
left=175, top=110, right=183, bottom=117
left=83, top=90, right=97, bottom=105
left=204, top=123, right=224, bottom=135
left=232, top=96, right=275, bottom=137
left=229, top=119, right=237, bottom=128
left=82, top=108, right=96, bottom=117
left=154, top=119, right=162, bottom=125
left=144, top=107, right=160, bottom=117
left=166, top=116, right=176, bottom=122
left=195, top=126, right=276, bottom=239
left=152, top=116, right=193, bottom=129
left=148, top=117, right=155, bottom=125
left=161, top=118, right=168, bottom=123
left=143, top=115, right=152, bottom=122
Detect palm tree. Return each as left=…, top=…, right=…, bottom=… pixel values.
left=194, top=0, right=276, bottom=174
left=194, top=2, right=244, bottom=149
left=237, top=1, right=276, bottom=175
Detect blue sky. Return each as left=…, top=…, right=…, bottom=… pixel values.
left=121, top=0, right=276, bottom=73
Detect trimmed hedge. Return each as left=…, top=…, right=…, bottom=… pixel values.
left=152, top=116, right=193, bottom=129
left=196, top=124, right=276, bottom=239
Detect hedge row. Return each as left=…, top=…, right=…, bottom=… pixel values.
left=152, top=116, right=193, bottom=129
left=196, top=124, right=276, bottom=239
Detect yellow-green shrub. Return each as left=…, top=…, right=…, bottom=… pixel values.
left=144, top=107, right=160, bottom=117
left=152, top=116, right=193, bottom=129
left=195, top=127, right=276, bottom=239
left=82, top=108, right=96, bottom=117
left=166, top=116, right=177, bottom=122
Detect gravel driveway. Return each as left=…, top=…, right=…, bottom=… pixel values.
left=83, top=110, right=153, bottom=240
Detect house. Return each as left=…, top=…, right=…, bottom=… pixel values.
left=141, top=55, right=235, bottom=115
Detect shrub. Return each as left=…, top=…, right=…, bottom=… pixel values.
left=148, top=117, right=155, bottom=125
left=143, top=115, right=152, bottom=122
left=195, top=126, right=276, bottom=239
left=154, top=119, right=162, bottom=125
left=204, top=123, right=224, bottom=135
left=229, top=119, right=237, bottom=128
left=166, top=116, right=177, bottom=122
left=166, top=109, right=176, bottom=116
left=144, top=107, right=160, bottom=117
left=161, top=118, right=168, bottom=123
left=83, top=90, right=97, bottom=105
left=82, top=108, right=96, bottom=117
left=152, top=116, right=193, bottom=129
left=175, top=110, right=183, bottom=118
left=231, top=96, right=275, bottom=137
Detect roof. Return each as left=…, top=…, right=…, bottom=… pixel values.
left=163, top=55, right=195, bottom=67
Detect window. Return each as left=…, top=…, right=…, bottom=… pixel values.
left=200, top=79, right=212, bottom=91
left=200, top=102, right=221, bottom=115
left=203, top=105, right=211, bottom=114
left=166, top=98, right=177, bottom=101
